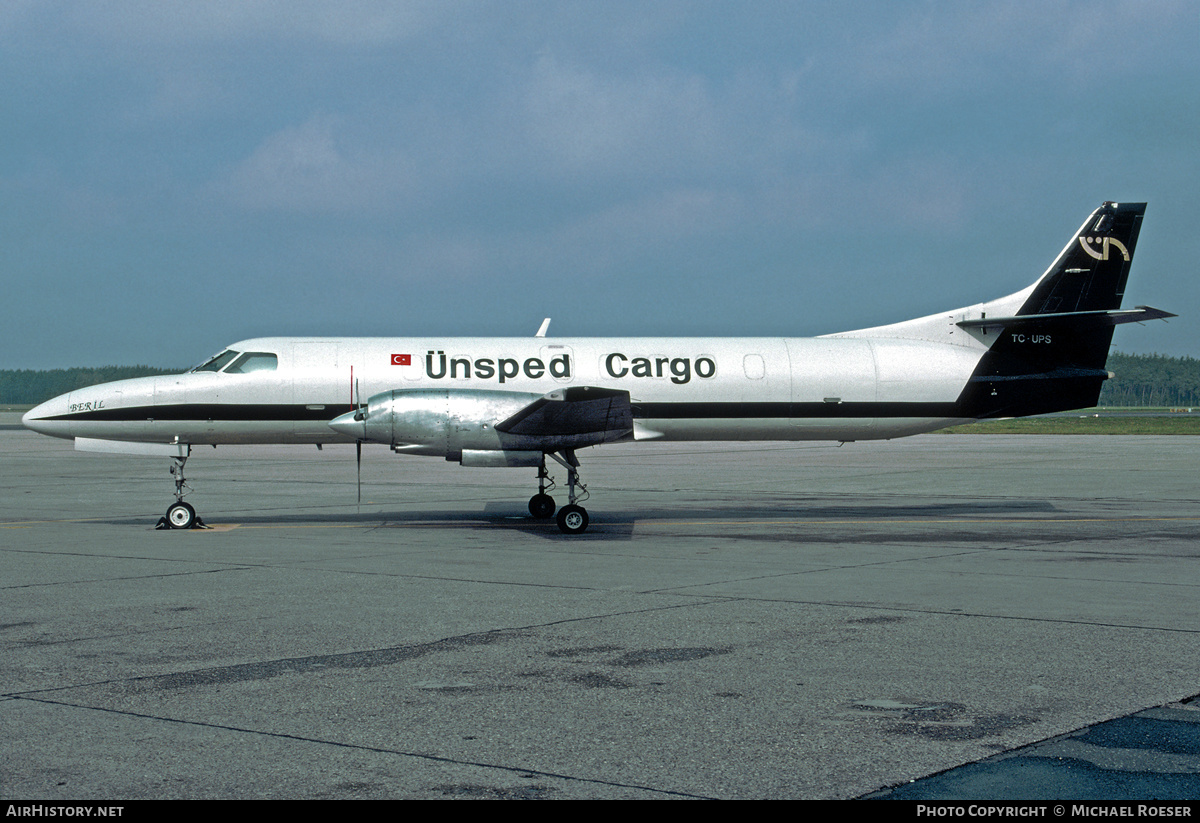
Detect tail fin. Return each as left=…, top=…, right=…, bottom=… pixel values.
left=958, top=202, right=1173, bottom=418
left=1017, top=200, right=1145, bottom=316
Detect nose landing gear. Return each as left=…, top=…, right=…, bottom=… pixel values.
left=156, top=450, right=208, bottom=530
left=165, top=500, right=197, bottom=529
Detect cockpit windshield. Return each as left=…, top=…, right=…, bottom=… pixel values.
left=189, top=349, right=279, bottom=374
left=192, top=350, right=240, bottom=372
left=225, top=352, right=278, bottom=373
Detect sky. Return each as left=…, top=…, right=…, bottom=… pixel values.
left=2, top=1, right=1196, bottom=369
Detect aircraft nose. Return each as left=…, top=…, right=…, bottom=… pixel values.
left=22, top=395, right=73, bottom=439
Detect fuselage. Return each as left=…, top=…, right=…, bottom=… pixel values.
left=22, top=334, right=985, bottom=447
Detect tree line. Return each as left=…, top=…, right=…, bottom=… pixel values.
left=1, top=352, right=1197, bottom=407
left=1099, top=352, right=1200, bottom=408
left=0, top=366, right=181, bottom=405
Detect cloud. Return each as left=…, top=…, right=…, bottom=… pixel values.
left=59, top=0, right=456, bottom=46
left=223, top=115, right=411, bottom=212
left=822, top=1, right=1193, bottom=98
left=523, top=53, right=719, bottom=176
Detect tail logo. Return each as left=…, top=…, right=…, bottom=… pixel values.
left=1079, top=236, right=1130, bottom=262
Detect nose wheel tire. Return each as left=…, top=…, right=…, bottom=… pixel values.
left=529, top=493, right=556, bottom=519
left=556, top=504, right=589, bottom=534
left=166, top=501, right=196, bottom=530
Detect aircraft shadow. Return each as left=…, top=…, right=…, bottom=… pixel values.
left=92, top=497, right=1059, bottom=542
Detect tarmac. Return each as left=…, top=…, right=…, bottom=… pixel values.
left=2, top=427, right=1198, bottom=800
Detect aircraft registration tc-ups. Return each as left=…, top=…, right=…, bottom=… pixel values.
left=23, top=202, right=1172, bottom=533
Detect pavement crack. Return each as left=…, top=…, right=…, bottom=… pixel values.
left=7, top=694, right=713, bottom=799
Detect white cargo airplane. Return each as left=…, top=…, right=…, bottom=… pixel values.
left=23, top=202, right=1171, bottom=533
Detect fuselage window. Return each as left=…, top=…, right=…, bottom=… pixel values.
left=744, top=354, right=766, bottom=379
left=192, top=350, right=240, bottom=372
left=225, top=352, right=278, bottom=374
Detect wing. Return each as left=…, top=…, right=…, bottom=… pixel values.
left=496, top=387, right=633, bottom=444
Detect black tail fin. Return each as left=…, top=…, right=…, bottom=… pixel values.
left=1017, top=201, right=1145, bottom=316
left=957, top=202, right=1170, bottom=418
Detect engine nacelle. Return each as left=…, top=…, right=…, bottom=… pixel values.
left=328, top=387, right=634, bottom=460
left=346, top=389, right=541, bottom=456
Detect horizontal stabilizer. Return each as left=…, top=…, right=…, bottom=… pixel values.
left=497, top=386, right=632, bottom=439
left=957, top=305, right=1175, bottom=332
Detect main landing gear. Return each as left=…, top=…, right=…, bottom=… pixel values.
left=526, top=450, right=590, bottom=535
left=156, top=450, right=209, bottom=530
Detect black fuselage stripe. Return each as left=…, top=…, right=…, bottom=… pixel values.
left=45, top=401, right=967, bottom=423
left=46, top=404, right=358, bottom=422
left=636, top=402, right=962, bottom=418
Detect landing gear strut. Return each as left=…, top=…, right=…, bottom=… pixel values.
left=551, top=450, right=589, bottom=535
left=528, top=458, right=556, bottom=519
left=527, top=451, right=591, bottom=534
left=156, top=449, right=207, bottom=530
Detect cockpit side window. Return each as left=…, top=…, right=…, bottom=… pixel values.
left=192, top=350, right=240, bottom=372
left=225, top=352, right=278, bottom=374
